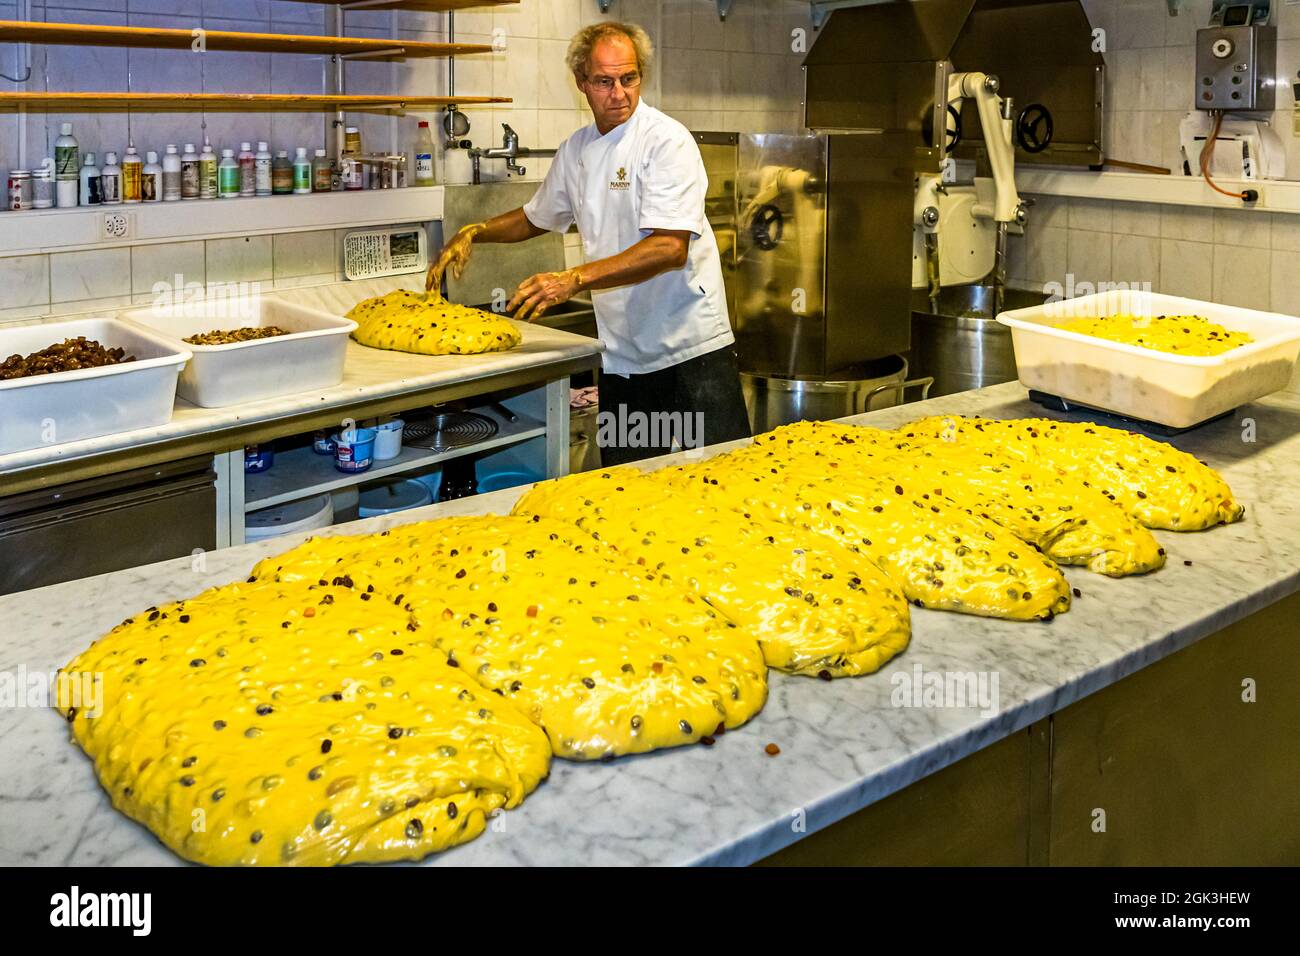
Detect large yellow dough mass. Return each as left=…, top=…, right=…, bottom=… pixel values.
left=60, top=581, right=552, bottom=867
left=654, top=445, right=1074, bottom=621
left=1058, top=313, right=1252, bottom=356
left=347, top=289, right=522, bottom=356
left=513, top=467, right=912, bottom=678
left=251, top=515, right=769, bottom=760
left=755, top=420, right=1166, bottom=578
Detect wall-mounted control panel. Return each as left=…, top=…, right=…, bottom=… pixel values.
left=1196, top=24, right=1277, bottom=111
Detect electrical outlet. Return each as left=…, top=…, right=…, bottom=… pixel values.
left=101, top=211, right=131, bottom=241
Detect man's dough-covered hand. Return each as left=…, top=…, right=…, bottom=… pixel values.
left=426, top=223, right=486, bottom=295
left=509, top=268, right=583, bottom=323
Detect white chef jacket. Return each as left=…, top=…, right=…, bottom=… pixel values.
left=522, top=101, right=734, bottom=375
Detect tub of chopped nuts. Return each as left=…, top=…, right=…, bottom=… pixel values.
left=0, top=317, right=190, bottom=455
left=121, top=295, right=356, bottom=408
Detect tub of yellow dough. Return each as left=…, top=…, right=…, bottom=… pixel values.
left=654, top=445, right=1073, bottom=622
left=59, top=582, right=551, bottom=866
left=1058, top=314, right=1251, bottom=356
left=251, top=515, right=768, bottom=760
left=901, top=416, right=1244, bottom=531
left=513, top=467, right=911, bottom=678
left=347, top=289, right=521, bottom=356
left=761, top=420, right=1165, bottom=578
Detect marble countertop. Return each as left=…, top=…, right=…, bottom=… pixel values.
left=2, top=381, right=1297, bottom=867
left=0, top=277, right=603, bottom=478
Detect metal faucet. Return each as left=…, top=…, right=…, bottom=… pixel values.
left=467, top=123, right=557, bottom=184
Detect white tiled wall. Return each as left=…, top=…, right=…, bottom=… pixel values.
left=1086, top=0, right=1300, bottom=179
left=1012, top=1, right=1300, bottom=314
left=0, top=0, right=814, bottom=316
left=1007, top=194, right=1292, bottom=309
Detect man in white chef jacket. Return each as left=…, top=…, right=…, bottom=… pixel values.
left=427, top=21, right=751, bottom=466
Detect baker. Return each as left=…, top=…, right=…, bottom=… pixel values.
left=426, top=21, right=751, bottom=466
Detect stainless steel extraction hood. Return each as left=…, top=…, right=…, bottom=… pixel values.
left=804, top=0, right=1105, bottom=169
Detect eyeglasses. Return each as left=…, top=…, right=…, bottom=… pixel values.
left=585, top=71, right=642, bottom=93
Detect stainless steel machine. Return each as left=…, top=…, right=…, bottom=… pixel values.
left=713, top=0, right=1103, bottom=420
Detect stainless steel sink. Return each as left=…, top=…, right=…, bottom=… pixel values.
left=531, top=297, right=597, bottom=338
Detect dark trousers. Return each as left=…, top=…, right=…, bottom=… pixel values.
left=598, top=346, right=752, bottom=467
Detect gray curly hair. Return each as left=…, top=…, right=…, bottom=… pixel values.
left=565, top=21, right=654, bottom=81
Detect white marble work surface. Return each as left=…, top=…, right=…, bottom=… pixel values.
left=1, top=381, right=1297, bottom=867
left=0, top=277, right=603, bottom=477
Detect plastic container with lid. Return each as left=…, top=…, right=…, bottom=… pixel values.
left=358, top=478, right=432, bottom=518
left=8, top=170, right=32, bottom=210
left=997, top=290, right=1300, bottom=428
left=31, top=163, right=54, bottom=209
left=245, top=494, right=334, bottom=543
left=333, top=427, right=377, bottom=473
left=373, top=418, right=404, bottom=460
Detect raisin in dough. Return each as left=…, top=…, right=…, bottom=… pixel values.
left=513, top=467, right=911, bottom=678
left=60, top=582, right=551, bottom=867
left=347, top=289, right=521, bottom=356
left=251, top=515, right=768, bottom=760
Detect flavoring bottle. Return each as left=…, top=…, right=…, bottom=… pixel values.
left=142, top=150, right=162, bottom=202
left=199, top=138, right=218, bottom=199
left=79, top=153, right=101, bottom=206
left=162, top=145, right=182, bottom=202
left=293, top=147, right=312, bottom=195
left=121, top=145, right=143, bottom=203
left=255, top=141, right=272, bottom=197
left=312, top=148, right=332, bottom=192
left=238, top=142, right=256, bottom=197
left=55, top=122, right=80, bottom=208
left=272, top=150, right=293, bottom=195
left=218, top=148, right=240, bottom=199
left=181, top=143, right=201, bottom=200
left=100, top=151, right=122, bottom=205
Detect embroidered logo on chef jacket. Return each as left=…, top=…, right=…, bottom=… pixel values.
left=609, top=166, right=630, bottom=190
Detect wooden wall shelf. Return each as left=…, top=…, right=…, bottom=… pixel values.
left=0, top=21, right=494, bottom=60
left=0, top=93, right=509, bottom=113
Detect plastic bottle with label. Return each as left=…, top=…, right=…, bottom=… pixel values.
left=79, top=153, right=102, bottom=206
left=181, top=143, right=201, bottom=200
left=122, top=145, right=143, bottom=203
left=272, top=150, right=293, bottom=195
left=254, top=141, right=273, bottom=197
left=162, top=145, right=182, bottom=202
left=142, top=151, right=162, bottom=202
left=199, top=138, right=218, bottom=199
left=414, top=120, right=435, bottom=186
left=312, top=148, right=332, bottom=192
left=293, top=147, right=312, bottom=195
left=100, top=151, right=122, bottom=205
left=218, top=148, right=240, bottom=199
left=238, top=142, right=256, bottom=197
left=55, top=122, right=80, bottom=208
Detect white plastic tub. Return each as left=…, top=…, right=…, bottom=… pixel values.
left=121, top=295, right=356, bottom=408
left=997, top=290, right=1300, bottom=428
left=0, top=318, right=190, bottom=456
